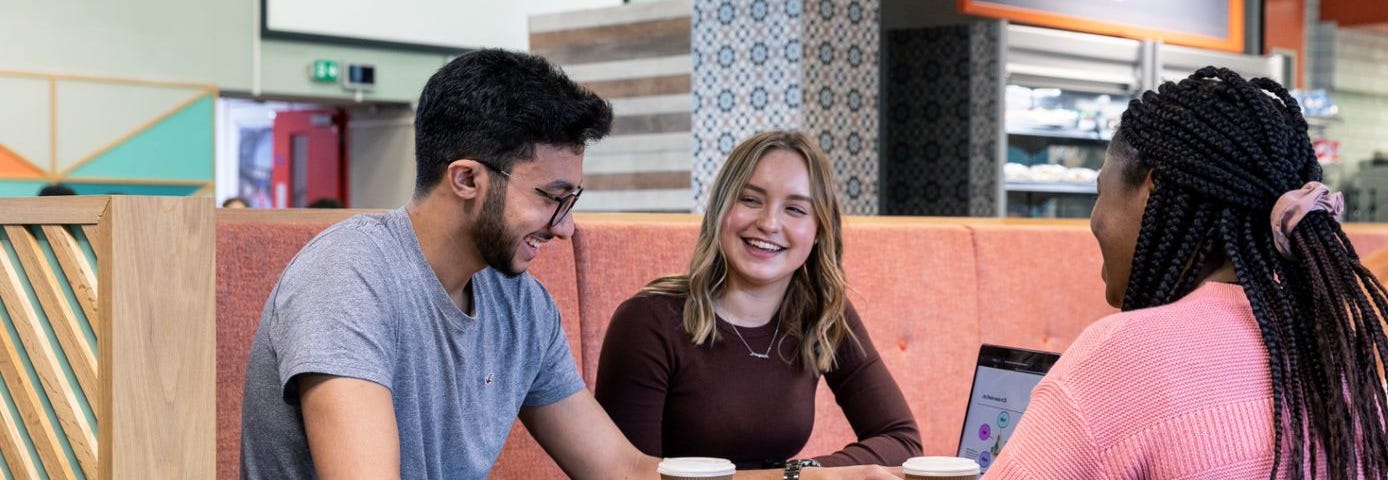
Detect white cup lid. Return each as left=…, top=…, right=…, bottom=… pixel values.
left=657, top=457, right=736, bottom=476
left=902, top=456, right=981, bottom=476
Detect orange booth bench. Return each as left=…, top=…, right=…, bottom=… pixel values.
left=215, top=210, right=1388, bottom=479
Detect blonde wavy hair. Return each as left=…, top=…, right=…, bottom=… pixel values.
left=643, top=130, right=854, bottom=373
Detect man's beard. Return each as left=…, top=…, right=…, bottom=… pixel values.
left=473, top=180, right=525, bottom=278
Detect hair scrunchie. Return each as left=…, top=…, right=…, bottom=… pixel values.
left=1271, top=181, right=1344, bottom=259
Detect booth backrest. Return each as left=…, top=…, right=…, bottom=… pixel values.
left=571, top=218, right=702, bottom=383
left=218, top=213, right=1388, bottom=478
left=215, top=210, right=582, bottom=480
left=800, top=221, right=981, bottom=457
left=217, top=217, right=342, bottom=480
left=969, top=223, right=1116, bottom=353
left=1346, top=225, right=1388, bottom=260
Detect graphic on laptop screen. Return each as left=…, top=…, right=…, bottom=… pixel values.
left=957, top=345, right=1059, bottom=473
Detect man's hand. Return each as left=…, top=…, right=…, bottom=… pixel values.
left=298, top=374, right=400, bottom=480
left=520, top=390, right=659, bottom=479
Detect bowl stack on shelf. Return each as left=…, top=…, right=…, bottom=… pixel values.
left=1004, top=163, right=1098, bottom=194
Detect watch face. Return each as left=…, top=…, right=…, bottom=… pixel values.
left=797, top=459, right=821, bottom=468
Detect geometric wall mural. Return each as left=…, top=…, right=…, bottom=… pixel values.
left=0, top=71, right=215, bottom=197
left=0, top=76, right=51, bottom=179
left=66, top=96, right=213, bottom=182
left=692, top=0, right=881, bottom=214
left=0, top=145, right=45, bottom=179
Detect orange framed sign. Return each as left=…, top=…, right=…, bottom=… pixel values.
left=960, top=0, right=1244, bottom=53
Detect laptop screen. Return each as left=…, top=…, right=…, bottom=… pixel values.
left=956, top=344, right=1060, bottom=473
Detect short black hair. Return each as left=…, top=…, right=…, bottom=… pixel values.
left=307, top=197, right=342, bottom=208
left=413, top=49, right=612, bottom=195
left=37, top=183, right=76, bottom=196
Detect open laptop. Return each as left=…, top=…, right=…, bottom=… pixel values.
left=956, top=344, right=1060, bottom=473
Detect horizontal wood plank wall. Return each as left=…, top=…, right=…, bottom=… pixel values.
left=530, top=0, right=695, bottom=212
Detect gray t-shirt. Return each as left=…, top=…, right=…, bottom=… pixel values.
left=240, top=208, right=584, bottom=479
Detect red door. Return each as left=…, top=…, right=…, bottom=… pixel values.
left=271, top=110, right=349, bottom=208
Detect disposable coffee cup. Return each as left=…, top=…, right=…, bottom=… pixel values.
left=657, top=457, right=736, bottom=480
left=902, top=456, right=981, bottom=480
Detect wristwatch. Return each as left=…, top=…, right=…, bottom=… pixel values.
left=782, top=459, right=821, bottom=480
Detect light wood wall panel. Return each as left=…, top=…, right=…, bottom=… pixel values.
left=98, top=196, right=214, bottom=479
left=530, top=0, right=695, bottom=212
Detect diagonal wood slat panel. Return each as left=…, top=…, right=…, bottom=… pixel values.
left=0, top=283, right=73, bottom=479
left=6, top=226, right=97, bottom=403
left=0, top=234, right=94, bottom=478
left=79, top=226, right=99, bottom=264
left=41, top=226, right=98, bottom=339
left=0, top=384, right=40, bottom=480
left=0, top=197, right=108, bottom=226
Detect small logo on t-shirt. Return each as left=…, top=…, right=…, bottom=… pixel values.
left=484, top=373, right=495, bottom=385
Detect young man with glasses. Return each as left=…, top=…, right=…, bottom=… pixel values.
left=239, top=48, right=900, bottom=480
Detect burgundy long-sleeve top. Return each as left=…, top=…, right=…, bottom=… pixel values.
left=594, top=292, right=921, bottom=469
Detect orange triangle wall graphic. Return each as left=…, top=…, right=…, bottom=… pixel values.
left=0, top=144, right=45, bottom=179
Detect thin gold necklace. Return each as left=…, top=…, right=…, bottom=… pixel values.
left=718, top=301, right=779, bottom=359
left=730, top=321, right=778, bottom=359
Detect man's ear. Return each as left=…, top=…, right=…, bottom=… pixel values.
left=445, top=159, right=485, bottom=200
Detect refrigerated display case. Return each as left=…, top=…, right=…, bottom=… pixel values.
left=998, top=24, right=1284, bottom=218
left=1000, top=25, right=1142, bottom=218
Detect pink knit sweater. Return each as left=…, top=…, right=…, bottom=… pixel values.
left=985, top=282, right=1315, bottom=479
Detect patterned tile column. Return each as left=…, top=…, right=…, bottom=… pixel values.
left=880, top=21, right=1001, bottom=217
left=968, top=21, right=1002, bottom=217
left=882, top=26, right=971, bottom=216
left=692, top=0, right=880, bottom=214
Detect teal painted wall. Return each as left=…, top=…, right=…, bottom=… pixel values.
left=68, top=96, right=214, bottom=181
left=0, top=181, right=53, bottom=197
left=0, top=181, right=201, bottom=197
left=66, top=184, right=203, bottom=196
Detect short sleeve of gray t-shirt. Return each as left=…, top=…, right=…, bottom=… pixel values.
left=240, top=209, right=585, bottom=479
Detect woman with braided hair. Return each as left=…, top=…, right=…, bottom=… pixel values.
left=985, top=67, right=1387, bottom=480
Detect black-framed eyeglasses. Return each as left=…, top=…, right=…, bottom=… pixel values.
left=475, top=161, right=583, bottom=227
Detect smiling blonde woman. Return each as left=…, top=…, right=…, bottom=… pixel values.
left=594, top=131, right=921, bottom=476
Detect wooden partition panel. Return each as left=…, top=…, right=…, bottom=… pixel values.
left=0, top=196, right=214, bottom=479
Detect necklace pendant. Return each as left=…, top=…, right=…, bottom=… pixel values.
left=749, top=352, right=770, bottom=359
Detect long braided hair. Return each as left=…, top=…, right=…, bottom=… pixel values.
left=1116, top=67, right=1387, bottom=479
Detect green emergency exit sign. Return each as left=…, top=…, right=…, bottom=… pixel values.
left=311, top=60, right=339, bottom=83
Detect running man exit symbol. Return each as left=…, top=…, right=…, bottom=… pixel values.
left=311, top=59, right=339, bottom=82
